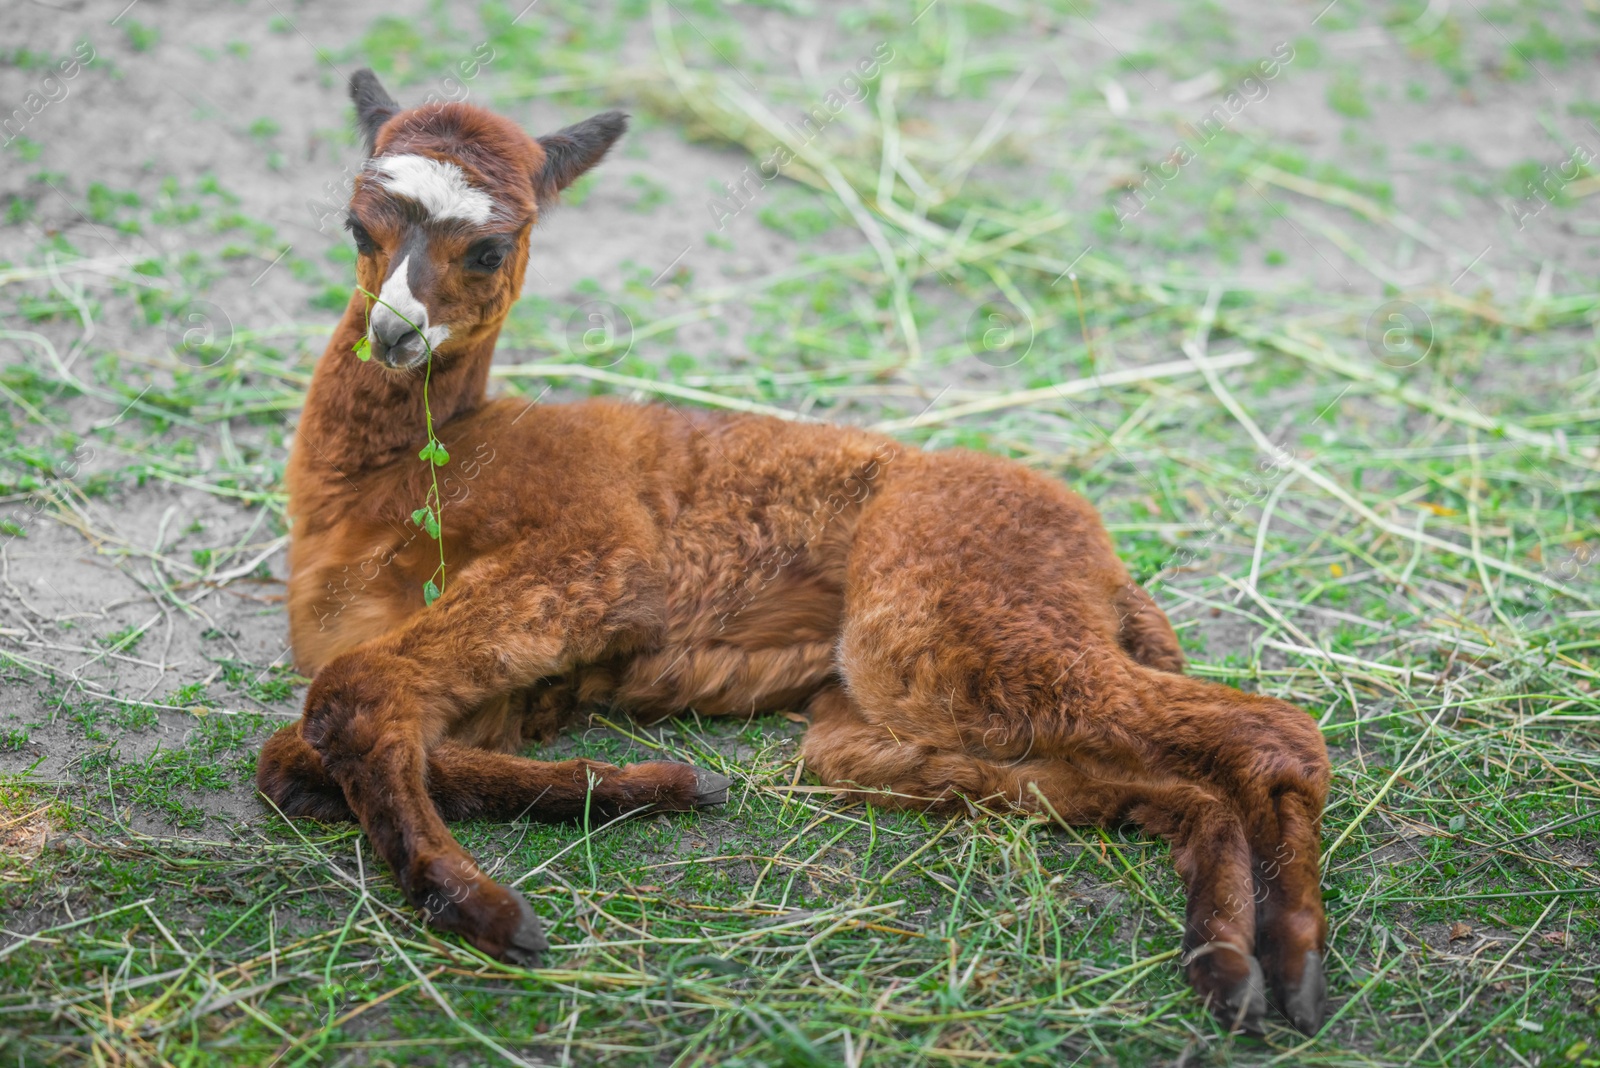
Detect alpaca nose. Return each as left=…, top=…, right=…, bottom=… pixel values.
left=369, top=248, right=435, bottom=368
left=370, top=317, right=425, bottom=368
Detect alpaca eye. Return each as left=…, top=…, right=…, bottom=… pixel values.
left=466, top=238, right=512, bottom=274
left=346, top=219, right=376, bottom=256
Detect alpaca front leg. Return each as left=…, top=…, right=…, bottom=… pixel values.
left=258, top=722, right=731, bottom=825
left=301, top=650, right=549, bottom=963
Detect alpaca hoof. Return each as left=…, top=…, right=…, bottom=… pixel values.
left=692, top=768, right=732, bottom=807
left=1283, top=950, right=1326, bottom=1035
left=502, top=889, right=549, bottom=967
left=1220, top=956, right=1267, bottom=1035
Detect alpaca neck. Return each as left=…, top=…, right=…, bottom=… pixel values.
left=292, top=293, right=499, bottom=492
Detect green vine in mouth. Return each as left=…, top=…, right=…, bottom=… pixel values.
left=355, top=285, right=449, bottom=607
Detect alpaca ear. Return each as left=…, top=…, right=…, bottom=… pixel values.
left=533, top=112, right=628, bottom=204
left=349, top=69, right=400, bottom=156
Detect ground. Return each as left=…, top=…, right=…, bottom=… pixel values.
left=0, top=0, right=1597, bottom=1064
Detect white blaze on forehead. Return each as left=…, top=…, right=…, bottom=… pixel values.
left=369, top=254, right=451, bottom=353
left=369, top=154, right=495, bottom=225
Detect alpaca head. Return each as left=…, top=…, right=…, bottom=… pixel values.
left=342, top=69, right=625, bottom=370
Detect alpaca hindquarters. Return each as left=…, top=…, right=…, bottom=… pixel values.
left=814, top=450, right=1329, bottom=1033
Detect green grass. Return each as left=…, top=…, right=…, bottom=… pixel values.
left=1, top=0, right=1599, bottom=1064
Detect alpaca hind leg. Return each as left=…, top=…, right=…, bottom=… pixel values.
left=799, top=686, right=1267, bottom=1033
left=1033, top=770, right=1268, bottom=1035
left=1129, top=671, right=1330, bottom=1034
left=1250, top=788, right=1328, bottom=1034
left=799, top=686, right=973, bottom=811
left=1197, top=694, right=1328, bottom=1035
left=1112, top=580, right=1186, bottom=674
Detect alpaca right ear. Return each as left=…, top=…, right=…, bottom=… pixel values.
left=350, top=69, right=399, bottom=156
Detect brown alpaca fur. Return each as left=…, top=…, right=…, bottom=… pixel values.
left=257, top=71, right=1331, bottom=1035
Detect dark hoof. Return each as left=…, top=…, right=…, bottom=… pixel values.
left=502, top=888, right=549, bottom=967
left=1220, top=955, right=1267, bottom=1035
left=1283, top=950, right=1326, bottom=1035
left=692, top=768, right=732, bottom=807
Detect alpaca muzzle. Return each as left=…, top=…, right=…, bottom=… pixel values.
left=370, top=312, right=427, bottom=369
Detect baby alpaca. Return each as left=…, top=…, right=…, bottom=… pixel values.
left=256, top=70, right=1330, bottom=1035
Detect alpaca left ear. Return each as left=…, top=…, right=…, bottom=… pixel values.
left=533, top=112, right=628, bottom=204
left=350, top=69, right=400, bottom=156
